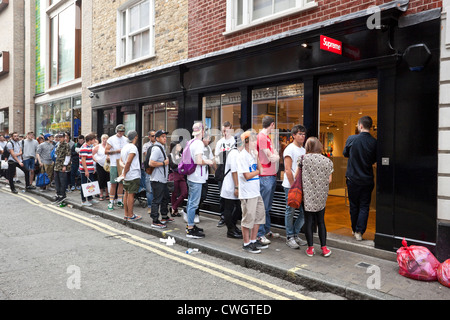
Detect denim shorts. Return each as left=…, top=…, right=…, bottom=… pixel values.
left=23, top=158, right=35, bottom=171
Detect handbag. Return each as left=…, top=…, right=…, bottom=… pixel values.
left=36, top=171, right=50, bottom=187
left=287, top=155, right=303, bottom=209
left=81, top=178, right=101, bottom=197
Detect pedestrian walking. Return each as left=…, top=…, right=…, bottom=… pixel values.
left=53, top=133, right=71, bottom=202
left=79, top=133, right=98, bottom=206
left=5, top=132, right=33, bottom=193
left=93, top=134, right=110, bottom=201
left=105, top=124, right=128, bottom=210
left=148, top=130, right=172, bottom=227
left=220, top=131, right=243, bottom=239
left=282, top=125, right=307, bottom=249
left=168, top=141, right=187, bottom=217
left=297, top=137, right=334, bottom=257
left=118, top=130, right=142, bottom=221
left=343, top=115, right=377, bottom=241
left=257, top=116, right=280, bottom=245
left=185, top=122, right=213, bottom=239
left=237, top=130, right=267, bottom=254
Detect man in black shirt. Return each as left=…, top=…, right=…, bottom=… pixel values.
left=343, top=116, right=377, bottom=241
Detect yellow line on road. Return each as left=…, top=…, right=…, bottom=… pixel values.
left=1, top=189, right=315, bottom=300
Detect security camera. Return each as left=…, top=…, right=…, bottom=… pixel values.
left=89, top=92, right=95, bottom=99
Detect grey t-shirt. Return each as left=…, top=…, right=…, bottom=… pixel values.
left=23, top=139, right=39, bottom=160
left=149, top=142, right=168, bottom=183
left=37, top=141, right=55, bottom=165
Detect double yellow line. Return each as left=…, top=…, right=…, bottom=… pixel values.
left=1, top=188, right=315, bottom=300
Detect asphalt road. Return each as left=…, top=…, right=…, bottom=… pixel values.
left=0, top=186, right=345, bottom=305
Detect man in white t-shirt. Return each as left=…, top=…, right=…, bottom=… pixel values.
left=185, top=122, right=213, bottom=239
left=118, top=130, right=142, bottom=221
left=282, top=125, right=307, bottom=249
left=237, top=130, right=267, bottom=254
left=105, top=124, right=128, bottom=211
left=220, top=131, right=243, bottom=239
left=214, top=121, right=236, bottom=227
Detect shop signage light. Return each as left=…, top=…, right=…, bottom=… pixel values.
left=320, top=35, right=342, bottom=55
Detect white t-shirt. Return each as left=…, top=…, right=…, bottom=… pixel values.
left=187, top=139, right=208, bottom=184
left=220, top=148, right=239, bottom=200
left=237, top=148, right=260, bottom=199
left=120, top=143, right=141, bottom=181
left=281, top=142, right=306, bottom=189
left=215, top=136, right=236, bottom=163
left=107, top=135, right=128, bottom=167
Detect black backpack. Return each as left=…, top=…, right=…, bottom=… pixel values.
left=144, top=144, right=167, bottom=176
left=214, top=143, right=231, bottom=182
left=2, top=140, right=13, bottom=161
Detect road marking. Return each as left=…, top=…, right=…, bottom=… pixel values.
left=1, top=189, right=316, bottom=300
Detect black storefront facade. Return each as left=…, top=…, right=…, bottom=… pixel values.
left=89, top=3, right=446, bottom=258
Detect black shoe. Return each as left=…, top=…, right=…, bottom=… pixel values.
left=26, top=185, right=36, bottom=190
left=11, top=189, right=18, bottom=194
left=227, top=229, right=243, bottom=239
left=186, top=225, right=205, bottom=239
left=217, top=217, right=225, bottom=227
left=243, top=243, right=261, bottom=254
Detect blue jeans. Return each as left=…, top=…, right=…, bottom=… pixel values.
left=144, top=172, right=153, bottom=208
left=258, top=175, right=277, bottom=237
left=186, top=180, right=203, bottom=227
left=284, top=187, right=305, bottom=238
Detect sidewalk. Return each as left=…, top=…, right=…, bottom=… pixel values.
left=5, top=180, right=450, bottom=300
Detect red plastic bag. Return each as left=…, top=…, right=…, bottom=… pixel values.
left=396, top=238, right=440, bottom=281
left=437, top=259, right=450, bottom=288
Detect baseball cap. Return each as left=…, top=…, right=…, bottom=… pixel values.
left=155, top=130, right=169, bottom=138
left=44, top=133, right=53, bottom=140
left=192, top=122, right=204, bottom=136
left=116, top=124, right=126, bottom=132
left=241, top=130, right=256, bottom=143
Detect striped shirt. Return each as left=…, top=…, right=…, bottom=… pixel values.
left=79, top=143, right=95, bottom=173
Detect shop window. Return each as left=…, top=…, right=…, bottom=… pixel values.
left=225, top=0, right=317, bottom=34
left=117, top=0, right=154, bottom=66
left=252, top=83, right=304, bottom=180
left=202, top=92, right=242, bottom=144
left=49, top=0, right=82, bottom=87
left=142, top=100, right=179, bottom=146
left=0, top=109, right=9, bottom=135
left=36, top=97, right=72, bottom=135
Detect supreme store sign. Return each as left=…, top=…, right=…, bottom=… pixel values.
left=320, top=35, right=342, bottom=55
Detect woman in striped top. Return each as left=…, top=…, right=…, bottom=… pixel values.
left=79, top=133, right=98, bottom=206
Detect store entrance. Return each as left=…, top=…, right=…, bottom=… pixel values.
left=319, top=79, right=378, bottom=240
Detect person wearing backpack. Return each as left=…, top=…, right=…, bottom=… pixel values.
left=36, top=133, right=55, bottom=191
left=214, top=121, right=235, bottom=227
left=185, top=122, right=213, bottom=238
left=5, top=132, right=33, bottom=193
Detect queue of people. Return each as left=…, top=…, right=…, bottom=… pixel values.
left=0, top=115, right=377, bottom=258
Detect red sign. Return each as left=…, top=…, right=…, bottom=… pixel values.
left=320, top=35, right=342, bottom=55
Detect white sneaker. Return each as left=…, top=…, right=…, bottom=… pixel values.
left=258, top=235, right=271, bottom=245
left=286, top=237, right=299, bottom=249
left=354, top=232, right=363, bottom=241
left=194, top=214, right=200, bottom=224
left=82, top=201, right=92, bottom=207
left=90, top=199, right=99, bottom=205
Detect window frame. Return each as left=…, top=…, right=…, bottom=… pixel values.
left=116, top=0, right=155, bottom=68
left=224, top=0, right=317, bottom=35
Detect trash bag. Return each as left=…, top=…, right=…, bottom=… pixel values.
left=396, top=238, right=440, bottom=281
left=437, top=259, right=450, bottom=288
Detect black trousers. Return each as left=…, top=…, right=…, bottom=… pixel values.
left=223, top=198, right=242, bottom=231
left=150, top=181, right=170, bottom=222
left=7, top=161, right=30, bottom=191
left=346, top=179, right=374, bottom=235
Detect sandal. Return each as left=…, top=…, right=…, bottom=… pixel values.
left=99, top=196, right=105, bottom=201
left=125, top=214, right=142, bottom=221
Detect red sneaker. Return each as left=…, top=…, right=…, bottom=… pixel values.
left=306, top=246, right=315, bottom=257
left=321, top=246, right=332, bottom=257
